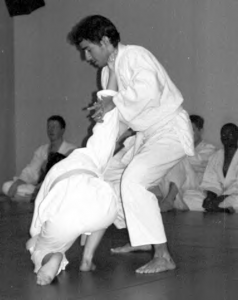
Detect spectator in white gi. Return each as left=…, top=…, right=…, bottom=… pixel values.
left=182, top=123, right=238, bottom=213
left=158, top=114, right=216, bottom=212
left=2, top=115, right=76, bottom=202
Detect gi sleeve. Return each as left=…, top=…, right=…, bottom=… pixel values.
left=113, top=50, right=164, bottom=122
left=201, top=152, right=223, bottom=195
left=19, top=145, right=47, bottom=184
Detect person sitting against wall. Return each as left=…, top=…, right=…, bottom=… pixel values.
left=181, top=123, right=238, bottom=213
left=2, top=115, right=76, bottom=202
left=155, top=114, right=216, bottom=212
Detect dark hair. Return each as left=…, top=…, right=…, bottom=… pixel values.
left=67, top=15, right=120, bottom=48
left=221, top=123, right=238, bottom=134
left=190, top=115, right=204, bottom=130
left=47, top=115, right=66, bottom=129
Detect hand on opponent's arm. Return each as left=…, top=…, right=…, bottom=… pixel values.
left=87, top=96, right=116, bottom=123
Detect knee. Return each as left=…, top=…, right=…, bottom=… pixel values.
left=2, top=181, right=13, bottom=195
left=121, top=170, right=143, bottom=197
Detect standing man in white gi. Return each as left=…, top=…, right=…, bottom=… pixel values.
left=67, top=15, right=194, bottom=274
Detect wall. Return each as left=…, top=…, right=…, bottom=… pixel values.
left=0, top=2, right=15, bottom=187
left=190, top=0, right=238, bottom=146
left=13, top=0, right=238, bottom=173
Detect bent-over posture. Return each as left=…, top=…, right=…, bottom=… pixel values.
left=27, top=107, right=119, bottom=285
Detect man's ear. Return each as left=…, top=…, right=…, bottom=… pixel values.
left=100, top=36, right=111, bottom=47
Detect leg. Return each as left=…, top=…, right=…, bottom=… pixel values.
left=218, top=195, right=238, bottom=213
left=111, top=243, right=152, bottom=253
left=136, top=243, right=176, bottom=274
left=31, top=215, right=81, bottom=283
left=37, top=252, right=63, bottom=286
left=112, top=130, right=185, bottom=273
left=159, top=182, right=179, bottom=212
left=159, top=158, right=194, bottom=212
left=80, top=229, right=106, bottom=271
left=2, top=180, right=14, bottom=196
left=183, top=190, right=205, bottom=212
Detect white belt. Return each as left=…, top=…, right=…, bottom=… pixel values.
left=49, top=169, right=98, bottom=191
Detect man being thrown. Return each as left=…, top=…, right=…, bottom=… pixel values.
left=182, top=123, right=238, bottom=213
left=67, top=15, right=194, bottom=274
left=27, top=100, right=119, bottom=286
left=2, top=115, right=76, bottom=202
left=158, top=114, right=216, bottom=212
left=27, top=48, right=119, bottom=286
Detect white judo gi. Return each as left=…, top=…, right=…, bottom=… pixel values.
left=2, top=141, right=76, bottom=197
left=156, top=140, right=216, bottom=208
left=183, top=149, right=238, bottom=212
left=27, top=109, right=119, bottom=274
left=103, top=43, right=194, bottom=247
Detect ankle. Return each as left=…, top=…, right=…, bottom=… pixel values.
left=153, top=243, right=169, bottom=258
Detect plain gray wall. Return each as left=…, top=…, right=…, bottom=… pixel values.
left=0, top=2, right=15, bottom=188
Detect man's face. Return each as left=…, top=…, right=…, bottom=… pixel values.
left=47, top=120, right=64, bottom=142
left=79, top=39, right=110, bottom=68
left=221, top=126, right=238, bottom=147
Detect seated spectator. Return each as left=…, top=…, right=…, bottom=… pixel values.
left=2, top=115, right=76, bottom=202
left=156, top=115, right=216, bottom=212
left=181, top=123, right=238, bottom=213
left=32, top=152, right=67, bottom=200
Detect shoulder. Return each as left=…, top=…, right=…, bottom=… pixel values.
left=63, top=140, right=77, bottom=148
left=118, top=45, right=159, bottom=73
left=209, top=148, right=223, bottom=161
left=198, top=140, right=216, bottom=151
left=59, top=141, right=77, bottom=155
left=35, top=144, right=49, bottom=154
left=122, top=45, right=153, bottom=60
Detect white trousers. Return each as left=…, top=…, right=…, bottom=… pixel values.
left=28, top=170, right=117, bottom=273
left=105, top=127, right=186, bottom=247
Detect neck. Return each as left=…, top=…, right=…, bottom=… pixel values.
left=224, top=145, right=237, bottom=157
left=194, top=138, right=202, bottom=148
left=107, top=46, right=118, bottom=67
left=50, top=138, right=63, bottom=152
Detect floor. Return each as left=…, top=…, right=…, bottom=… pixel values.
left=1, top=196, right=238, bottom=300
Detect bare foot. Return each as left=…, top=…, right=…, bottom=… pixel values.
left=36, top=252, right=63, bottom=286
left=136, top=255, right=176, bottom=274
left=111, top=243, right=152, bottom=253
left=80, top=259, right=96, bottom=272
